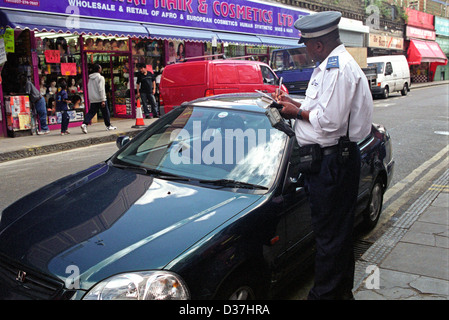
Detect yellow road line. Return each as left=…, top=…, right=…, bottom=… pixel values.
left=376, top=144, right=449, bottom=230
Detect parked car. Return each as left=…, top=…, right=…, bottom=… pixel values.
left=159, top=59, right=287, bottom=114
left=0, top=93, right=394, bottom=300
left=367, top=55, right=411, bottom=99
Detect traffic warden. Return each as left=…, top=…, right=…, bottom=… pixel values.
left=273, top=11, right=373, bottom=300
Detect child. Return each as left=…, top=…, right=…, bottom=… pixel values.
left=56, top=80, right=70, bottom=135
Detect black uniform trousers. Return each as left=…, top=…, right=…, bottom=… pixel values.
left=305, top=142, right=361, bottom=300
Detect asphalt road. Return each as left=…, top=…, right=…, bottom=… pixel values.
left=0, top=84, right=447, bottom=299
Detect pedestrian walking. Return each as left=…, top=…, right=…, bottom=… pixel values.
left=17, top=74, right=50, bottom=135
left=273, top=11, right=373, bottom=300
left=56, top=80, right=70, bottom=135
left=136, top=63, right=159, bottom=118
left=81, top=64, right=116, bottom=134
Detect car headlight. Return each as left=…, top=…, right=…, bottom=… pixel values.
left=83, top=271, right=190, bottom=300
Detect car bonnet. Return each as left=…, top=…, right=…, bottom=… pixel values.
left=0, top=163, right=261, bottom=290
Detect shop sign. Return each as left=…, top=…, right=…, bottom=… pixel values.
left=436, top=37, right=449, bottom=54
left=44, top=50, right=60, bottom=63
left=369, top=34, right=403, bottom=50
left=435, top=17, right=449, bottom=37
left=0, top=0, right=308, bottom=39
left=0, top=28, right=15, bottom=53
left=406, top=26, right=436, bottom=41
left=61, top=62, right=77, bottom=75
left=0, top=39, right=7, bottom=65
left=406, top=8, right=434, bottom=31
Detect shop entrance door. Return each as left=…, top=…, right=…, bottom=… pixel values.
left=85, top=52, right=134, bottom=119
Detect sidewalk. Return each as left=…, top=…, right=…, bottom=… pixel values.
left=352, top=80, right=449, bottom=300
left=0, top=117, right=153, bottom=162
left=354, top=169, right=449, bottom=299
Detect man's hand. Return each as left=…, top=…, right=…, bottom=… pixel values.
left=278, top=101, right=300, bottom=119
left=271, top=89, right=294, bottom=104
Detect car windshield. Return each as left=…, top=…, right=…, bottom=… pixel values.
left=368, top=62, right=384, bottom=74
left=112, top=105, right=288, bottom=189
left=272, top=47, right=316, bottom=71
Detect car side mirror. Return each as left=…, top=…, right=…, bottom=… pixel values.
left=116, top=135, right=130, bottom=149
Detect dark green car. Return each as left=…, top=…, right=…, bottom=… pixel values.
left=0, top=94, right=394, bottom=300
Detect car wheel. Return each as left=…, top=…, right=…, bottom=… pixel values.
left=382, top=86, right=389, bottom=99
left=401, top=83, right=408, bottom=96
left=215, top=273, right=261, bottom=300
left=362, top=179, right=384, bottom=231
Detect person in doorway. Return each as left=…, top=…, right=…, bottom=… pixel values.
left=17, top=74, right=50, bottom=135
left=273, top=11, right=373, bottom=300
left=56, top=80, right=70, bottom=135
left=136, top=63, right=159, bottom=119
left=81, top=64, right=116, bottom=134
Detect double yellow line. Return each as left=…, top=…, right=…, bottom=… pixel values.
left=370, top=145, right=449, bottom=235
left=429, top=184, right=449, bottom=192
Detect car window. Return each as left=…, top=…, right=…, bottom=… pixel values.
left=272, top=48, right=315, bottom=71
left=114, top=106, right=288, bottom=188
left=385, top=62, right=393, bottom=75
left=367, top=62, right=384, bottom=74
left=260, top=65, right=276, bottom=85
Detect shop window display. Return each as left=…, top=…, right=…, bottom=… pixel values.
left=223, top=43, right=245, bottom=58
left=1, top=30, right=35, bottom=136
left=84, top=36, right=134, bottom=117
left=132, top=39, right=164, bottom=104
left=36, top=34, right=85, bottom=127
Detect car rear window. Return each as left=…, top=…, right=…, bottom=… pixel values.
left=163, top=64, right=207, bottom=87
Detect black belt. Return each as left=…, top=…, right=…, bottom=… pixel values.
left=321, top=145, right=339, bottom=156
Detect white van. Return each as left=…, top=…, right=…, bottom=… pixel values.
left=367, top=55, right=411, bottom=98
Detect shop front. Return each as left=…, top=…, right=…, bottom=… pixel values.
left=434, top=16, right=449, bottom=81
left=405, top=8, right=448, bottom=83
left=0, top=1, right=310, bottom=138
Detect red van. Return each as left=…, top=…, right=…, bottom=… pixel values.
left=159, top=59, right=287, bottom=114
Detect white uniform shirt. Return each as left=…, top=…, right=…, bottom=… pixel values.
left=294, top=44, right=373, bottom=147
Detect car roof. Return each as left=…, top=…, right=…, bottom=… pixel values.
left=165, top=58, right=270, bottom=68
left=184, top=93, right=271, bottom=113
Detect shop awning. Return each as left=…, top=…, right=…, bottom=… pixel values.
left=0, top=9, right=148, bottom=38
left=143, top=24, right=216, bottom=43
left=407, top=39, right=448, bottom=65
left=257, top=36, right=299, bottom=48
left=215, top=32, right=262, bottom=45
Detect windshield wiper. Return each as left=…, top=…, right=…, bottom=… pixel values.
left=111, top=162, right=190, bottom=181
left=199, top=179, right=268, bottom=190
left=110, top=162, right=148, bottom=174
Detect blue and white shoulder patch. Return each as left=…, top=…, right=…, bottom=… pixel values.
left=326, top=56, right=339, bottom=69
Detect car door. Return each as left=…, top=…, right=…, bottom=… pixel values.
left=277, top=138, right=314, bottom=275
left=355, top=132, right=376, bottom=213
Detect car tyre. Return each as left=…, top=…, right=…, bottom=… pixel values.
left=382, top=86, right=389, bottom=99
left=401, top=83, right=408, bottom=96
left=361, top=178, right=384, bottom=231
left=215, top=272, right=262, bottom=300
